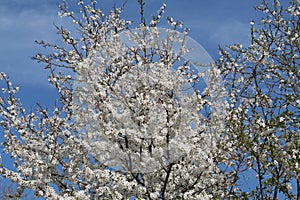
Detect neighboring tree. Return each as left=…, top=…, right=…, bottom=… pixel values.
left=0, top=0, right=228, bottom=199
left=217, top=0, right=299, bottom=199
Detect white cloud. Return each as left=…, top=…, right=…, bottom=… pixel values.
left=0, top=3, right=64, bottom=87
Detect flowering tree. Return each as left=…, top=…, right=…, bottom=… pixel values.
left=217, top=0, right=300, bottom=199
left=0, top=0, right=228, bottom=199
left=1, top=0, right=298, bottom=199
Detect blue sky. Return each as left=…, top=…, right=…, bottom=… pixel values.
left=0, top=0, right=263, bottom=197
left=0, top=0, right=262, bottom=109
